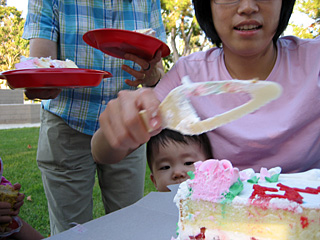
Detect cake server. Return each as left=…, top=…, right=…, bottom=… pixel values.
left=139, top=76, right=282, bottom=135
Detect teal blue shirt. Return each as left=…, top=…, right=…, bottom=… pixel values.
left=23, top=0, right=166, bottom=135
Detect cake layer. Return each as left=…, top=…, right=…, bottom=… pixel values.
left=0, top=185, right=18, bottom=207
left=178, top=200, right=320, bottom=240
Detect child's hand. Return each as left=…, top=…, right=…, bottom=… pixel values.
left=0, top=201, right=13, bottom=230
left=12, top=183, right=25, bottom=216
left=12, top=183, right=21, bottom=192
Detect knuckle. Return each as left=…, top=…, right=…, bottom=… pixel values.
left=137, top=87, right=152, bottom=95
left=117, top=90, right=130, bottom=98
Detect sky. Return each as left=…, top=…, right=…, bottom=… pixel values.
left=7, top=0, right=28, bottom=18
left=6, top=0, right=314, bottom=34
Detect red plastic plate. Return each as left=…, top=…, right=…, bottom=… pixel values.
left=0, top=216, right=22, bottom=237
left=0, top=68, right=112, bottom=89
left=83, top=29, right=170, bottom=61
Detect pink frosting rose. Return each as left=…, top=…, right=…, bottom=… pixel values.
left=190, top=159, right=240, bottom=202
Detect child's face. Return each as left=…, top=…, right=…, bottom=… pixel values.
left=150, top=141, right=208, bottom=192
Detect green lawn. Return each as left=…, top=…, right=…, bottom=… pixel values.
left=0, top=127, right=156, bottom=237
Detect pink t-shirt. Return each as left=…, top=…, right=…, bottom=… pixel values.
left=0, top=158, right=12, bottom=186
left=155, top=36, right=320, bottom=173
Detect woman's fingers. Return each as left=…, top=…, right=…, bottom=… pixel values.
left=100, top=88, right=162, bottom=151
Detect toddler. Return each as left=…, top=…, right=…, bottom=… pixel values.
left=147, top=129, right=213, bottom=192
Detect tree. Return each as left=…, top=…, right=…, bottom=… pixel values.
left=0, top=5, right=29, bottom=71
left=0, top=4, right=29, bottom=88
left=291, top=0, right=320, bottom=38
left=160, top=0, right=212, bottom=68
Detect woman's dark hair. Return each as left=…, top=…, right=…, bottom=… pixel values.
left=193, top=0, right=296, bottom=47
left=146, top=129, right=213, bottom=172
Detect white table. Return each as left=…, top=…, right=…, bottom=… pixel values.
left=46, top=186, right=179, bottom=240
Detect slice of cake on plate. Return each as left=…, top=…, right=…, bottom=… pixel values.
left=173, top=159, right=320, bottom=240
left=134, top=28, right=156, bottom=37
left=15, top=56, right=78, bottom=69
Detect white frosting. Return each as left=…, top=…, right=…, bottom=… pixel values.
left=239, top=169, right=320, bottom=209
left=173, top=181, right=190, bottom=207
left=159, top=76, right=282, bottom=135
left=134, top=28, right=156, bottom=37
left=175, top=168, right=320, bottom=210
left=15, top=57, right=78, bottom=69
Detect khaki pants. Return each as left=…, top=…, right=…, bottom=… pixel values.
left=37, top=109, right=146, bottom=235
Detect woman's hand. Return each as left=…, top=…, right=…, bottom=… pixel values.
left=122, top=50, right=164, bottom=87
left=100, top=87, right=162, bottom=150
left=92, top=87, right=162, bottom=164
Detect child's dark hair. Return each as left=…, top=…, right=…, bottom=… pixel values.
left=146, top=129, right=213, bottom=172
left=192, top=0, right=296, bottom=47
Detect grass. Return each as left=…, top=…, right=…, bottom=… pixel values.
left=0, top=127, right=156, bottom=237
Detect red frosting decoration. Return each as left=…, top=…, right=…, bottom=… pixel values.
left=250, top=183, right=320, bottom=204
left=189, top=227, right=206, bottom=240
left=300, top=216, right=309, bottom=229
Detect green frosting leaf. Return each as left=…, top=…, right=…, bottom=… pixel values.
left=187, top=171, right=195, bottom=180
left=186, top=186, right=193, bottom=198
left=221, top=178, right=244, bottom=216
left=247, top=176, right=260, bottom=184
left=222, top=178, right=244, bottom=203
left=265, top=173, right=280, bottom=183
left=176, top=223, right=179, bottom=236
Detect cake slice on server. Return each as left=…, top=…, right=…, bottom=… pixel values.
left=172, top=160, right=320, bottom=240
left=140, top=76, right=283, bottom=136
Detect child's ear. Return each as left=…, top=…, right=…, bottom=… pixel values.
left=150, top=173, right=158, bottom=190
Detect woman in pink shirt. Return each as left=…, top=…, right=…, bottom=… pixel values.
left=91, top=0, right=320, bottom=173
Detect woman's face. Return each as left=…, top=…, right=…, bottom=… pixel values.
left=211, top=0, right=282, bottom=57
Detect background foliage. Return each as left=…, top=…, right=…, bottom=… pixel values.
left=0, top=5, right=29, bottom=71
left=0, top=0, right=319, bottom=74
left=161, top=0, right=212, bottom=68
left=291, top=0, right=320, bottom=38
left=0, top=4, right=29, bottom=88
